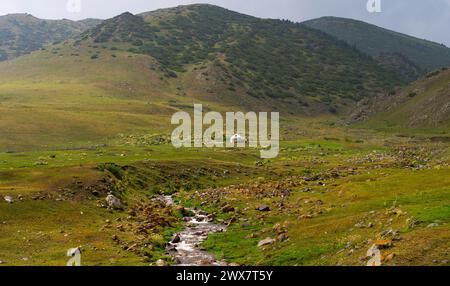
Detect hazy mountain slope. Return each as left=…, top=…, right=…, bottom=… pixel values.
left=352, top=68, right=450, bottom=130
left=0, top=13, right=101, bottom=61
left=303, top=17, right=450, bottom=81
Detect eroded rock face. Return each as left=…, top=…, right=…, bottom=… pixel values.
left=106, top=194, right=122, bottom=209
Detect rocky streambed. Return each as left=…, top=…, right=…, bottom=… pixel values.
left=162, top=196, right=228, bottom=266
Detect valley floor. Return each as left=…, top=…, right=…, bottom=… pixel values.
left=0, top=121, right=449, bottom=266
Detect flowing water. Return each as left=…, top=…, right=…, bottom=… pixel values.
left=161, top=195, right=228, bottom=266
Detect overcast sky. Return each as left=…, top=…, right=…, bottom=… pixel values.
left=1, top=0, right=449, bottom=46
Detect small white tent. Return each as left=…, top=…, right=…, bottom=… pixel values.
left=230, top=134, right=245, bottom=144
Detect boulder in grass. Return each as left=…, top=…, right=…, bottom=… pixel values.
left=373, top=239, right=392, bottom=249
left=258, top=237, right=275, bottom=247
left=4, top=196, right=13, bottom=204
left=221, top=204, right=235, bottom=213
left=155, top=259, right=168, bottom=266
left=171, top=234, right=181, bottom=244
left=256, top=205, right=270, bottom=212
left=106, top=195, right=123, bottom=210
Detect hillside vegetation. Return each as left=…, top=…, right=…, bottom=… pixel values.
left=354, top=68, right=450, bottom=131
left=81, top=5, right=406, bottom=109
left=0, top=5, right=413, bottom=150
left=303, top=17, right=450, bottom=81
left=0, top=13, right=101, bottom=61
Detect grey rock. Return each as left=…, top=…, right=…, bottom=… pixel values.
left=155, top=259, right=168, bottom=266
left=258, top=237, right=275, bottom=247
left=427, top=223, right=439, bottom=228
left=256, top=205, right=271, bottom=212
left=105, top=195, right=122, bottom=209
left=171, top=234, right=181, bottom=244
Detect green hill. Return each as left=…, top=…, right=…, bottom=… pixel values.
left=353, top=68, right=450, bottom=131
left=0, top=13, right=101, bottom=61
left=0, top=5, right=413, bottom=150
left=82, top=5, right=406, bottom=107
left=303, top=17, right=450, bottom=81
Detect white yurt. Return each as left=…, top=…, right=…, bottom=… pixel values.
left=230, top=134, right=246, bottom=144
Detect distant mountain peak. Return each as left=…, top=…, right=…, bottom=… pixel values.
left=83, top=11, right=153, bottom=44
left=114, top=11, right=136, bottom=19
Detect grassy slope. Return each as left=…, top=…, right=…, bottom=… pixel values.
left=0, top=41, right=174, bottom=150
left=0, top=116, right=449, bottom=266
left=0, top=5, right=410, bottom=151
left=180, top=124, right=450, bottom=266
left=357, top=69, right=450, bottom=132
left=303, top=17, right=450, bottom=78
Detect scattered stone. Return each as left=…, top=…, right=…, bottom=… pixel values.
left=367, top=252, right=382, bottom=266
left=155, top=259, right=168, bottom=266
left=366, top=244, right=379, bottom=257
left=4, top=196, right=13, bottom=204
left=277, top=233, right=289, bottom=242
left=67, top=247, right=81, bottom=257
left=298, top=214, right=313, bottom=220
left=221, top=204, right=235, bottom=213
left=427, top=223, right=439, bottom=228
left=241, top=222, right=251, bottom=228
left=126, top=243, right=138, bottom=251
left=106, top=195, right=123, bottom=210
left=373, top=239, right=392, bottom=249
left=256, top=205, right=271, bottom=212
left=366, top=245, right=382, bottom=266
left=384, top=253, right=396, bottom=262
left=388, top=208, right=404, bottom=216
left=246, top=233, right=257, bottom=239
left=171, top=234, right=181, bottom=244
left=407, top=218, right=419, bottom=229
left=258, top=237, right=275, bottom=247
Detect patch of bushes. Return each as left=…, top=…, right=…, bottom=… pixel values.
left=98, top=163, right=124, bottom=180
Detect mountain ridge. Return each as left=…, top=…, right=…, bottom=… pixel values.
left=0, top=13, right=102, bottom=61
left=76, top=5, right=404, bottom=110
left=303, top=16, right=450, bottom=81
